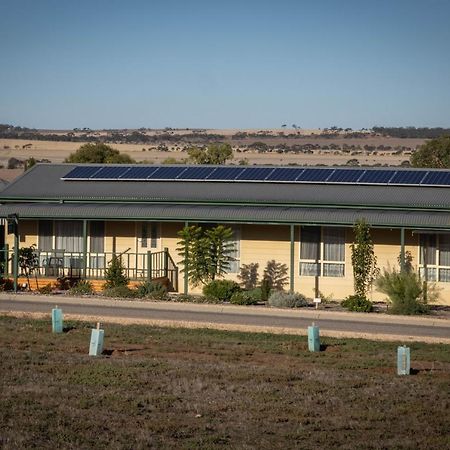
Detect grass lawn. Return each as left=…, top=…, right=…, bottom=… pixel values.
left=0, top=315, right=449, bottom=449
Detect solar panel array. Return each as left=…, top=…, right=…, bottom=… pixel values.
left=61, top=165, right=450, bottom=187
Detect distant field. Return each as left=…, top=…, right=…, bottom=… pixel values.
left=0, top=136, right=421, bottom=167
left=0, top=316, right=449, bottom=449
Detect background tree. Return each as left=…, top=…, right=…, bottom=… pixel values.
left=350, top=219, right=379, bottom=300
left=410, top=136, right=450, bottom=168
left=65, top=143, right=135, bottom=164
left=187, top=143, right=233, bottom=165
left=177, top=225, right=235, bottom=286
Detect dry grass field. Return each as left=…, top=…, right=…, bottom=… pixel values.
left=0, top=130, right=425, bottom=168
left=1, top=315, right=449, bottom=449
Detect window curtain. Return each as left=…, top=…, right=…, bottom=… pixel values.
left=55, top=221, right=83, bottom=252
left=90, top=221, right=104, bottom=253
left=419, top=234, right=436, bottom=265
left=150, top=223, right=158, bottom=249
left=38, top=220, right=53, bottom=251
left=228, top=226, right=240, bottom=273
left=323, top=227, right=345, bottom=262
left=300, top=226, right=320, bottom=260
left=439, top=234, right=450, bottom=266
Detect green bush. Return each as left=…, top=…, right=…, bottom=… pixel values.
left=104, top=255, right=129, bottom=289
left=268, top=291, right=307, bottom=308
left=376, top=268, right=435, bottom=315
left=68, top=280, right=94, bottom=296
left=103, top=285, right=137, bottom=299
left=135, top=281, right=167, bottom=299
left=341, top=295, right=373, bottom=312
left=230, top=291, right=259, bottom=306
left=202, top=280, right=241, bottom=302
left=246, top=287, right=262, bottom=301
left=260, top=279, right=271, bottom=301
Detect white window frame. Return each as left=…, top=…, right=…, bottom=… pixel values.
left=418, top=233, right=450, bottom=282
left=299, top=226, right=345, bottom=278
left=137, top=222, right=160, bottom=251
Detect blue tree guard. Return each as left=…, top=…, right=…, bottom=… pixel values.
left=51, top=306, right=63, bottom=333
left=308, top=324, right=320, bottom=352
left=89, top=323, right=104, bottom=356
left=397, top=346, right=410, bottom=375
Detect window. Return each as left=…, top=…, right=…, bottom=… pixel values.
left=140, top=223, right=159, bottom=249
left=300, top=226, right=345, bottom=277
left=419, top=233, right=450, bottom=282
left=228, top=226, right=240, bottom=273
left=38, top=220, right=53, bottom=251
left=90, top=221, right=105, bottom=269
left=55, top=221, right=83, bottom=252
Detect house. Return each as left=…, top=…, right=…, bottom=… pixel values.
left=1, top=163, right=450, bottom=305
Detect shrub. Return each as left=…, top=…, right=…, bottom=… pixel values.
left=260, top=279, right=271, bottom=302
left=376, top=267, right=436, bottom=315
left=38, top=283, right=53, bottom=295
left=230, top=291, right=259, bottom=306
left=103, top=285, right=137, bottom=299
left=268, top=291, right=307, bottom=308
left=238, top=263, right=259, bottom=290
left=68, top=280, right=94, bottom=296
left=135, top=281, right=167, bottom=299
left=341, top=295, right=373, bottom=312
left=0, top=278, right=14, bottom=291
left=246, top=287, right=262, bottom=302
left=104, top=255, right=129, bottom=289
left=263, top=260, right=289, bottom=291
left=202, top=280, right=241, bottom=302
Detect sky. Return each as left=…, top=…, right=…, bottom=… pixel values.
left=0, top=0, right=449, bottom=130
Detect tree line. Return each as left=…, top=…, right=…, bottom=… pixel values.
left=373, top=126, right=450, bottom=139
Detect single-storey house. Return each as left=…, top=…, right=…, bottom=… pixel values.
left=1, top=163, right=450, bottom=305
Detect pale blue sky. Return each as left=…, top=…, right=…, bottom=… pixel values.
left=1, top=0, right=449, bottom=129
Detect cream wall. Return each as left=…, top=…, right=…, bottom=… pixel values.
left=5, top=219, right=450, bottom=305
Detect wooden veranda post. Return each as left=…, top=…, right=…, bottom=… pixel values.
left=290, top=224, right=295, bottom=293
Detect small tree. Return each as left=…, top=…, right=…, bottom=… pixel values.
left=238, top=263, right=259, bottom=290
left=263, top=260, right=289, bottom=291
left=104, top=255, right=129, bottom=289
left=18, top=245, right=39, bottom=290
left=350, top=219, right=379, bottom=301
left=177, top=225, right=235, bottom=287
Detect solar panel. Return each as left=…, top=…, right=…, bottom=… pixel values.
left=421, top=171, right=450, bottom=186
left=61, top=164, right=450, bottom=189
left=207, top=167, right=246, bottom=180
left=296, top=168, right=334, bottom=182
left=148, top=166, right=188, bottom=179
left=265, top=167, right=304, bottom=181
left=120, top=166, right=159, bottom=179
left=358, top=170, right=394, bottom=184
left=91, top=166, right=130, bottom=179
left=63, top=166, right=102, bottom=179
left=389, top=170, right=427, bottom=185
left=327, top=169, right=363, bottom=183
left=176, top=166, right=216, bottom=180
left=236, top=167, right=275, bottom=180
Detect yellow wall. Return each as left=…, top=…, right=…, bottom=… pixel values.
left=5, top=219, right=450, bottom=305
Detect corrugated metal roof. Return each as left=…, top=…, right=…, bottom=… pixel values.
left=1, top=164, right=450, bottom=210
left=1, top=202, right=450, bottom=229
